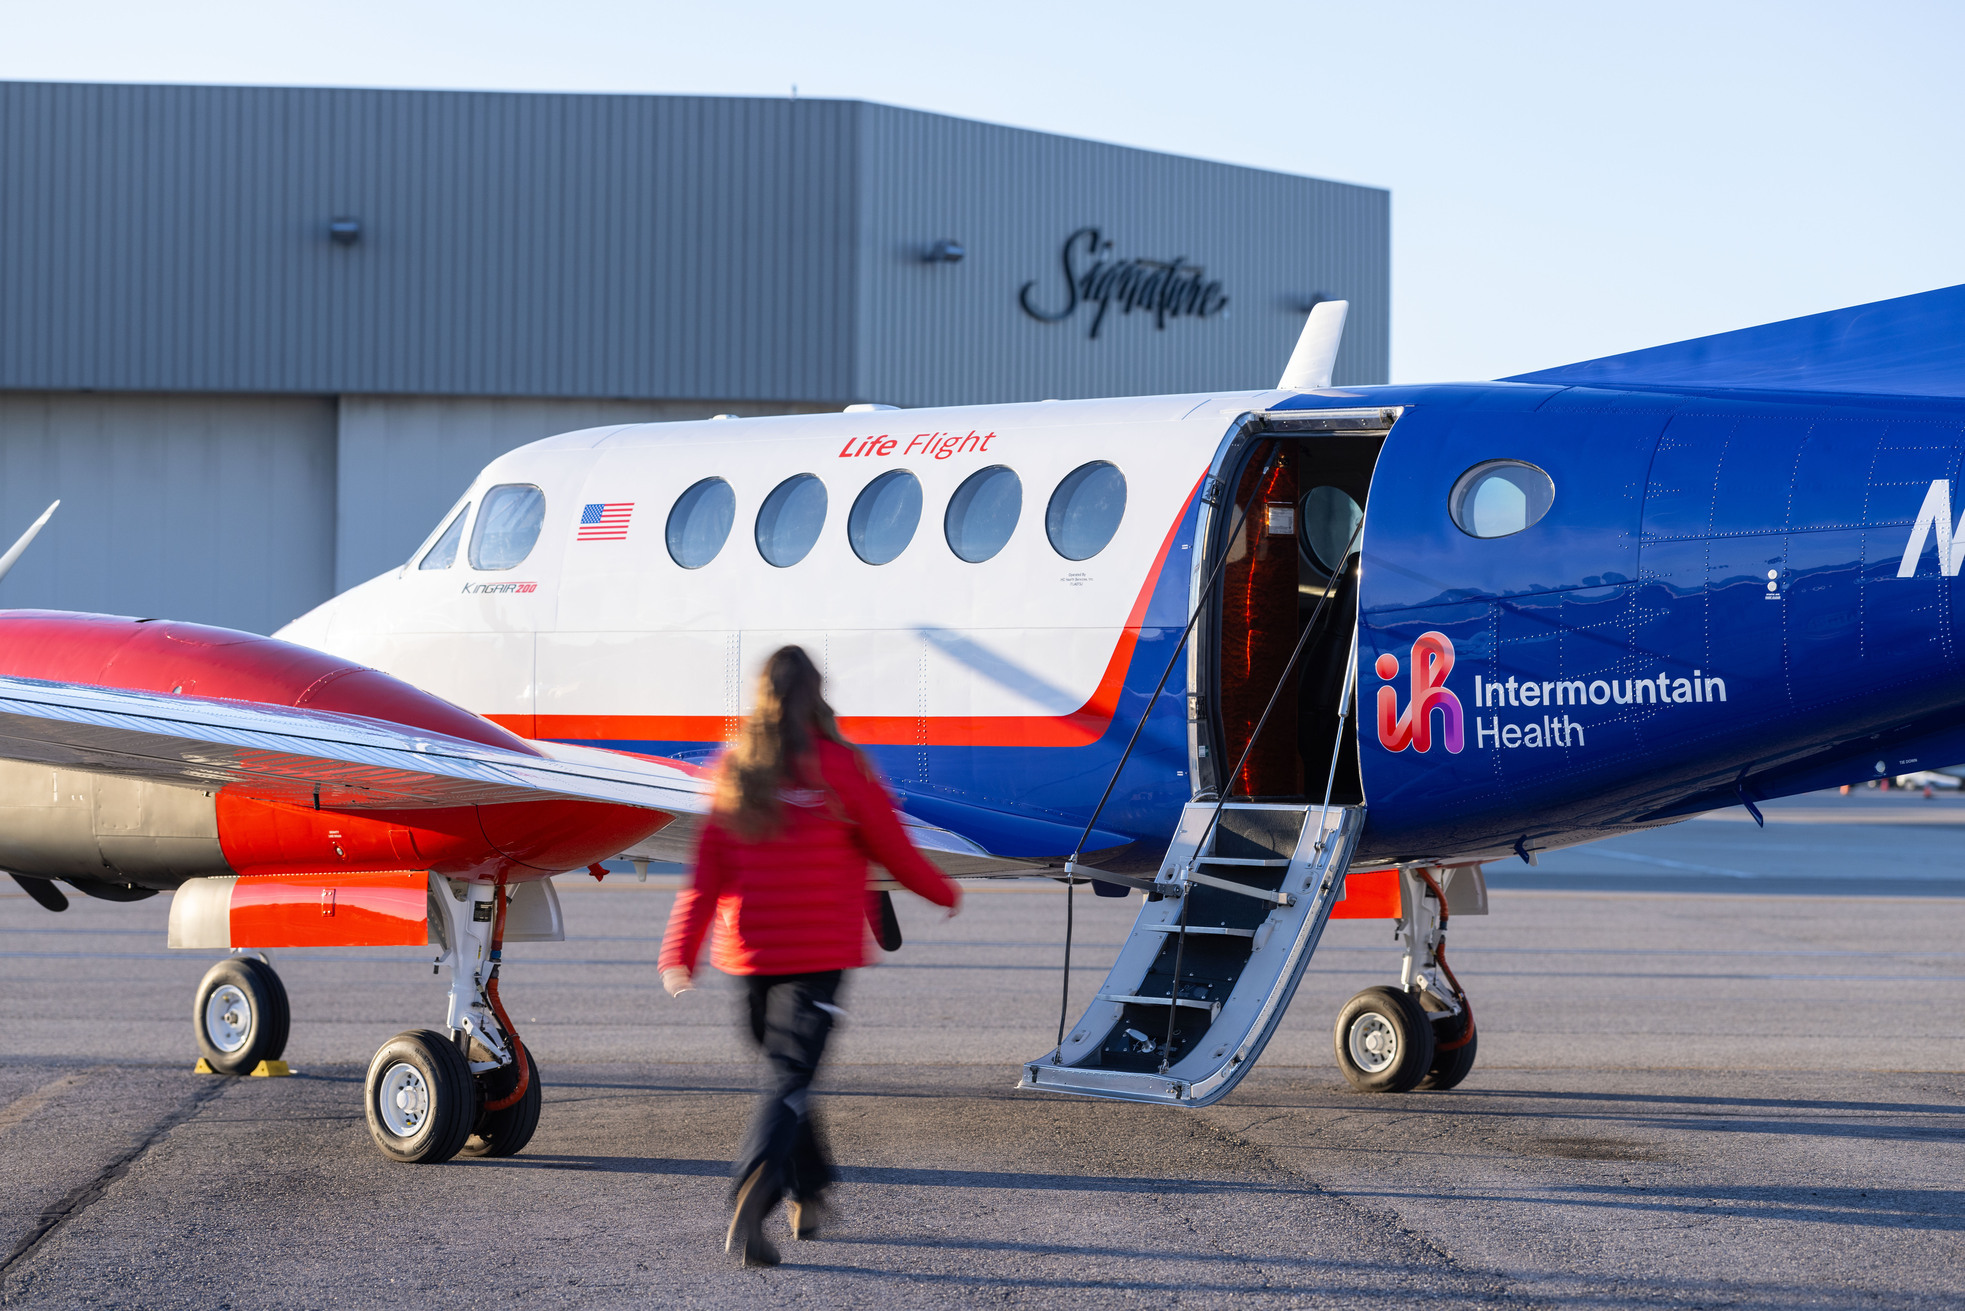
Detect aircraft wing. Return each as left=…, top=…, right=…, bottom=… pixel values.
left=0, top=674, right=1024, bottom=875
left=0, top=674, right=706, bottom=814
left=532, top=740, right=1023, bottom=874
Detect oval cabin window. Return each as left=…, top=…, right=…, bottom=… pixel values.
left=944, top=466, right=1022, bottom=563
left=1449, top=461, right=1554, bottom=539
left=469, top=485, right=545, bottom=570
left=1045, top=461, right=1127, bottom=561
left=847, top=470, right=922, bottom=565
left=1299, top=485, right=1363, bottom=573
left=419, top=503, right=469, bottom=570
left=666, top=477, right=736, bottom=569
left=755, top=473, right=828, bottom=567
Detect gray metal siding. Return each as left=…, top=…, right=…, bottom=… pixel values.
left=0, top=392, right=335, bottom=633
left=0, top=83, right=861, bottom=402
left=851, top=104, right=1390, bottom=406
left=1, top=82, right=1387, bottom=410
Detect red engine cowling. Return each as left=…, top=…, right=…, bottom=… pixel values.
left=0, top=611, right=670, bottom=885
left=0, top=609, right=534, bottom=752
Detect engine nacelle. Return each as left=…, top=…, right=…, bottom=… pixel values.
left=0, top=759, right=660, bottom=889
left=0, top=612, right=671, bottom=890
left=167, top=870, right=566, bottom=949
left=0, top=761, right=227, bottom=885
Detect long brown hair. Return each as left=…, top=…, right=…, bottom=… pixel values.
left=712, top=645, right=849, bottom=839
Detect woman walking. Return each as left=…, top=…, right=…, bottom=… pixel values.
left=659, top=645, right=962, bottom=1267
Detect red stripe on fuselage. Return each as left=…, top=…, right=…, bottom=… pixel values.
left=505, top=474, right=1206, bottom=750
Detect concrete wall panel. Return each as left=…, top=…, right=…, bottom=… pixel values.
left=0, top=392, right=335, bottom=633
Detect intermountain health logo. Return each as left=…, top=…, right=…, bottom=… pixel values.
left=1374, top=631, right=1732, bottom=755
left=1375, top=632, right=1465, bottom=754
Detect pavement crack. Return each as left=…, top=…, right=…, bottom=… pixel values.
left=0, top=1074, right=230, bottom=1288
left=1181, top=1109, right=1549, bottom=1308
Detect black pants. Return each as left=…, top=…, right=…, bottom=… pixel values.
left=732, top=970, right=843, bottom=1212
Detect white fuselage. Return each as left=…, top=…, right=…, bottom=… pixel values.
left=281, top=393, right=1276, bottom=762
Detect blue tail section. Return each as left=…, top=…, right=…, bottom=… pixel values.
left=1507, top=283, right=1965, bottom=400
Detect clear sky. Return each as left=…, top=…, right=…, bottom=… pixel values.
left=5, top=1, right=1960, bottom=383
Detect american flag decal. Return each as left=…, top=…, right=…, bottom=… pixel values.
left=577, top=502, right=633, bottom=541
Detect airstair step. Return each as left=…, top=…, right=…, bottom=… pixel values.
left=1095, top=992, right=1222, bottom=1019
left=1182, top=869, right=1296, bottom=905
left=1021, top=801, right=1365, bottom=1109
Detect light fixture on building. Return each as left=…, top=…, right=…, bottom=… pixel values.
left=923, top=239, right=964, bottom=264
left=328, top=217, right=362, bottom=246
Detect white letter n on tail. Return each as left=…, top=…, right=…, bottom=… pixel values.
left=1898, top=480, right=1965, bottom=578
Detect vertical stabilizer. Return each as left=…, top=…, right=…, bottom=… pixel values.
left=1278, top=301, right=1350, bottom=390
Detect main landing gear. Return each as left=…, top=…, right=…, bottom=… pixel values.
left=1333, top=866, right=1478, bottom=1093
left=363, top=876, right=542, bottom=1164
left=193, top=954, right=291, bottom=1075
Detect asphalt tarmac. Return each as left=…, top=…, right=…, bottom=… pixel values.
left=3, top=786, right=1963, bottom=1308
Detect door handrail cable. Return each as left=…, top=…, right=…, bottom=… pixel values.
left=1157, top=517, right=1363, bottom=1072
left=1052, top=438, right=1284, bottom=1055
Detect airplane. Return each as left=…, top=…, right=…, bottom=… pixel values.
left=5, top=281, right=1964, bottom=1162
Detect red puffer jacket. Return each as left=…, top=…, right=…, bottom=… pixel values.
left=659, top=739, right=961, bottom=978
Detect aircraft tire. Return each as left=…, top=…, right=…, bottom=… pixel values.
left=193, top=956, right=290, bottom=1075
left=1416, top=1013, right=1478, bottom=1091
left=1333, top=986, right=1436, bottom=1094
left=364, top=1030, right=477, bottom=1164
left=459, top=1045, right=541, bottom=1159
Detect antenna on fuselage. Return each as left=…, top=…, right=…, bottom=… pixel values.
left=1277, top=300, right=1350, bottom=390
left=0, top=501, right=59, bottom=588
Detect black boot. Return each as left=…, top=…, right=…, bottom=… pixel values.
left=726, top=1166, right=782, bottom=1267
left=787, top=1193, right=833, bottom=1241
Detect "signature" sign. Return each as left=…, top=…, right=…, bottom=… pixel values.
left=1018, top=227, right=1228, bottom=339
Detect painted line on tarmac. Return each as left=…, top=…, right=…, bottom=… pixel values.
left=1697, top=808, right=1965, bottom=825
left=1579, top=850, right=1757, bottom=877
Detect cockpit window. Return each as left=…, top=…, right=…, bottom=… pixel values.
left=469, top=484, right=546, bottom=570
left=419, top=503, right=469, bottom=570
left=1449, top=461, right=1554, bottom=539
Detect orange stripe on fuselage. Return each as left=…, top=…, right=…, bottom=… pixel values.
left=501, top=475, right=1205, bottom=751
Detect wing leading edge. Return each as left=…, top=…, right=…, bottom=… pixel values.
left=0, top=674, right=1011, bottom=873
left=0, top=673, right=705, bottom=813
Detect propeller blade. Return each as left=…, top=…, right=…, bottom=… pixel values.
left=8, top=872, right=68, bottom=913
left=0, top=500, right=59, bottom=587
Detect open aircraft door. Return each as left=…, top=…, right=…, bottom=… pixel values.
left=1023, top=408, right=1485, bottom=1105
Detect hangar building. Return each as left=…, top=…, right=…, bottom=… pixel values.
left=0, top=81, right=1389, bottom=634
